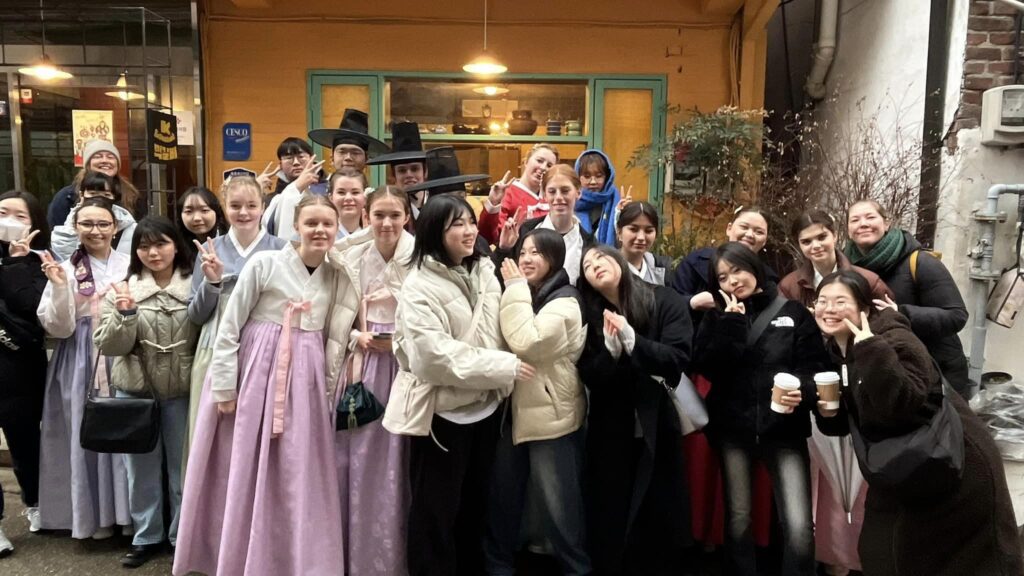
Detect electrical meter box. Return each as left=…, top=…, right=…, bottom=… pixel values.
left=982, top=85, right=1024, bottom=146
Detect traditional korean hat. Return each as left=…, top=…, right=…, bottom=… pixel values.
left=367, top=122, right=427, bottom=165
left=402, top=146, right=489, bottom=196
left=308, top=108, right=389, bottom=157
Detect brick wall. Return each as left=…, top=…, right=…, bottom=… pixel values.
left=955, top=0, right=1023, bottom=133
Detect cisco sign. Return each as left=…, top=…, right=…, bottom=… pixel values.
left=223, top=122, right=252, bottom=161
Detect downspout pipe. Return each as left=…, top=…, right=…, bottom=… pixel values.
left=805, top=0, right=839, bottom=100
left=968, top=184, right=1024, bottom=391
left=916, top=0, right=950, bottom=248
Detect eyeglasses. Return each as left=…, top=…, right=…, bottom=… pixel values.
left=76, top=220, right=114, bottom=232
left=813, top=299, right=851, bottom=312
left=281, top=154, right=309, bottom=164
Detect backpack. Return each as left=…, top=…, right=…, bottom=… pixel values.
left=909, top=249, right=942, bottom=284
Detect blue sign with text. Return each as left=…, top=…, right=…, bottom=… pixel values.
left=223, top=123, right=251, bottom=161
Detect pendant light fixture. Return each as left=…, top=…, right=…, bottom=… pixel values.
left=18, top=1, right=73, bottom=81
left=473, top=85, right=510, bottom=96
left=463, top=0, right=507, bottom=76
left=105, top=71, right=145, bottom=101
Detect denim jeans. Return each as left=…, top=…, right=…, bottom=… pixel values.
left=117, top=392, right=187, bottom=546
left=719, top=439, right=814, bottom=576
left=483, top=412, right=591, bottom=576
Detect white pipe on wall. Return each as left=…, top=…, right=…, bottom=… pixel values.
left=805, top=0, right=840, bottom=100
left=995, top=0, right=1024, bottom=13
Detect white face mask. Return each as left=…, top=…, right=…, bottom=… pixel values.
left=0, top=217, right=29, bottom=243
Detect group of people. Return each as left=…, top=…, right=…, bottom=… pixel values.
left=0, top=107, right=1020, bottom=576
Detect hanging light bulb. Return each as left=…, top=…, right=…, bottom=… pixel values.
left=105, top=72, right=144, bottom=101
left=473, top=85, right=510, bottom=96
left=19, top=54, right=72, bottom=81
left=463, top=0, right=507, bottom=76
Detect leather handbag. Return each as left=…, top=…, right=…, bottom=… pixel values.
left=664, top=372, right=709, bottom=435
left=848, top=371, right=964, bottom=494
left=80, top=352, right=161, bottom=454
left=336, top=300, right=386, bottom=430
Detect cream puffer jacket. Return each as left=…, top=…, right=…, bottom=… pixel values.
left=94, top=269, right=199, bottom=400
left=499, top=272, right=586, bottom=444
left=324, top=230, right=414, bottom=399
left=394, top=255, right=519, bottom=415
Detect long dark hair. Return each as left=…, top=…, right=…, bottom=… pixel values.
left=0, top=189, right=51, bottom=250
left=790, top=209, right=836, bottom=241
left=815, top=269, right=873, bottom=312
left=177, top=186, right=228, bottom=246
left=412, top=194, right=483, bottom=269
left=517, top=228, right=565, bottom=290
left=127, top=216, right=193, bottom=279
left=579, top=244, right=654, bottom=331
left=708, top=241, right=767, bottom=297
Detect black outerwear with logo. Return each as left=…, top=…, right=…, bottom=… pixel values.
left=694, top=282, right=830, bottom=447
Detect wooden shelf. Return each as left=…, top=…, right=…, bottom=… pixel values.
left=413, top=134, right=590, bottom=144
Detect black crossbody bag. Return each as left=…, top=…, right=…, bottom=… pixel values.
left=80, top=352, right=161, bottom=454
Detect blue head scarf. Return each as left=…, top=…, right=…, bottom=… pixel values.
left=573, top=149, right=620, bottom=245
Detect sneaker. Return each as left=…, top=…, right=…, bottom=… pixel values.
left=22, top=507, right=41, bottom=533
left=0, top=525, right=13, bottom=558
left=120, top=543, right=162, bottom=568
left=92, top=526, right=115, bottom=540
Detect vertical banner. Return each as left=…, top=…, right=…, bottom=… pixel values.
left=146, top=109, right=179, bottom=164
left=72, top=110, right=114, bottom=166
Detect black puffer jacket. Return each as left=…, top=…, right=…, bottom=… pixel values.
left=858, top=230, right=969, bottom=394
left=0, top=247, right=48, bottom=422
left=695, top=283, right=830, bottom=446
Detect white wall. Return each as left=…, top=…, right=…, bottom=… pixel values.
left=814, top=0, right=1023, bottom=380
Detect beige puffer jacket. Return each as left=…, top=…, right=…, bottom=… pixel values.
left=394, top=256, right=519, bottom=416
left=94, top=269, right=199, bottom=400
left=499, top=278, right=586, bottom=444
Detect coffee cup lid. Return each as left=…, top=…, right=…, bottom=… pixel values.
left=814, top=371, right=841, bottom=384
left=773, top=372, right=800, bottom=389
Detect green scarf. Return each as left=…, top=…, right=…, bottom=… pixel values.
left=450, top=265, right=479, bottom=310
left=844, top=228, right=905, bottom=273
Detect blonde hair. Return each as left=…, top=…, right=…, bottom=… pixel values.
left=541, top=164, right=581, bottom=191
left=329, top=167, right=368, bottom=192
left=526, top=143, right=560, bottom=163
left=293, top=193, right=339, bottom=226
left=221, top=175, right=263, bottom=204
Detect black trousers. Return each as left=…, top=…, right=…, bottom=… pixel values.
left=407, top=409, right=502, bottom=576
left=0, top=410, right=41, bottom=520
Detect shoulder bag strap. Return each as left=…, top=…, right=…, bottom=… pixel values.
left=910, top=250, right=920, bottom=284
left=747, top=295, right=788, bottom=347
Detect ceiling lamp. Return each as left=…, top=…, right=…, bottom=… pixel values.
left=463, top=0, right=507, bottom=76
left=473, top=85, right=510, bottom=96
left=105, top=72, right=145, bottom=101
left=18, top=2, right=73, bottom=81
left=19, top=54, right=73, bottom=81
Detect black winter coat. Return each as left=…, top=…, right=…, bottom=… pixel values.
left=0, top=248, right=48, bottom=423
left=577, top=285, right=692, bottom=575
left=669, top=245, right=779, bottom=330
left=491, top=216, right=595, bottom=287
left=819, top=310, right=1022, bottom=576
left=860, top=230, right=970, bottom=394
left=695, top=283, right=830, bottom=446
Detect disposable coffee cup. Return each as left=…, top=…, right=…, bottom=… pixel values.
left=815, top=372, right=841, bottom=410
left=771, top=373, right=801, bottom=414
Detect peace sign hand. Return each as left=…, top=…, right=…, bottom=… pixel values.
left=872, top=294, right=899, bottom=313
left=843, top=311, right=874, bottom=344
left=616, top=185, right=634, bottom=212
left=9, top=228, right=40, bottom=258
left=194, top=238, right=224, bottom=283
left=719, top=290, right=746, bottom=314
left=498, top=205, right=526, bottom=251
left=113, top=281, right=136, bottom=312
left=295, top=155, right=325, bottom=192
left=488, top=170, right=514, bottom=206
left=500, top=258, right=523, bottom=283
left=255, top=161, right=277, bottom=193
left=39, top=251, right=67, bottom=286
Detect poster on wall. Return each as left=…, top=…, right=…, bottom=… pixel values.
left=146, top=109, right=179, bottom=164
left=223, top=123, right=252, bottom=161
left=72, top=110, right=114, bottom=166
left=174, top=110, right=195, bottom=146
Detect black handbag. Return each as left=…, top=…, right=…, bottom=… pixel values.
left=848, top=370, right=964, bottom=493
left=80, top=352, right=161, bottom=454
left=336, top=347, right=385, bottom=431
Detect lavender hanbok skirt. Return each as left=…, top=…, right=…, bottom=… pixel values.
left=37, top=317, right=131, bottom=538
left=176, top=320, right=342, bottom=576
left=335, top=321, right=410, bottom=576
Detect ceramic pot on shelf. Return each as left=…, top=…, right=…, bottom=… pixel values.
left=509, top=110, right=538, bottom=135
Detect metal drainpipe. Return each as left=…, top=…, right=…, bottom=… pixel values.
left=968, top=184, right=1024, bottom=388
left=917, top=0, right=950, bottom=249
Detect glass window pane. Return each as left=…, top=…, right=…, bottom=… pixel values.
left=602, top=88, right=653, bottom=201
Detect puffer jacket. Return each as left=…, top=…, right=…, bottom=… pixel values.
left=394, top=255, right=519, bottom=416
left=324, top=230, right=414, bottom=398
left=94, top=269, right=199, bottom=400
left=50, top=203, right=137, bottom=262
left=499, top=269, right=586, bottom=444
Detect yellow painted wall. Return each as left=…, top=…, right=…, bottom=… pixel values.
left=200, top=0, right=763, bottom=187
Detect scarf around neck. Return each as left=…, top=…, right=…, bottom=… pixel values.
left=844, top=228, right=905, bottom=273
left=574, top=186, right=620, bottom=246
